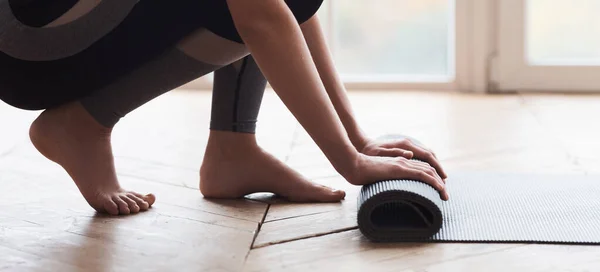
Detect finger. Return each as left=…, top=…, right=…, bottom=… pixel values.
left=398, top=161, right=444, bottom=191
left=403, top=160, right=447, bottom=200
left=377, top=148, right=413, bottom=159
left=388, top=159, right=448, bottom=200
left=410, top=160, right=446, bottom=184
left=380, top=139, right=410, bottom=149
left=442, top=188, right=450, bottom=201
left=405, top=142, right=448, bottom=179
left=408, top=160, right=445, bottom=189
left=404, top=168, right=448, bottom=200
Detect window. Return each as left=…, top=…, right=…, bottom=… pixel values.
left=319, top=0, right=455, bottom=82
left=527, top=0, right=600, bottom=66
left=496, top=0, right=600, bottom=91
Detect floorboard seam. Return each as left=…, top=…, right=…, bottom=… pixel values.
left=0, top=145, right=18, bottom=158
left=154, top=213, right=256, bottom=232
left=159, top=202, right=265, bottom=223
left=264, top=209, right=346, bottom=223
left=243, top=204, right=270, bottom=265
left=0, top=244, right=81, bottom=269
left=517, top=93, right=575, bottom=161
left=518, top=94, right=589, bottom=172
left=242, top=124, right=298, bottom=267
left=401, top=244, right=528, bottom=271
left=252, top=226, right=359, bottom=249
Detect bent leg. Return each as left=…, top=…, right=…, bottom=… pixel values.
left=28, top=27, right=250, bottom=215
left=200, top=34, right=346, bottom=202
left=29, top=9, right=345, bottom=209
left=80, top=28, right=249, bottom=127
left=210, top=56, right=267, bottom=133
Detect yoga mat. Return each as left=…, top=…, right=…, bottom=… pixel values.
left=357, top=136, right=600, bottom=244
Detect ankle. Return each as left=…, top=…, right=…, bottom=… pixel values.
left=45, top=103, right=112, bottom=142
left=69, top=102, right=113, bottom=131
left=206, top=130, right=259, bottom=154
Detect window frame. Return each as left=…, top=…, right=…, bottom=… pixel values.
left=493, top=0, right=600, bottom=92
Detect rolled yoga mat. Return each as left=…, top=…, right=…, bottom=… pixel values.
left=357, top=135, right=600, bottom=244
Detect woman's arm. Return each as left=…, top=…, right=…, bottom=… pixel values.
left=299, top=15, right=369, bottom=150
left=299, top=15, right=448, bottom=179
left=225, top=0, right=358, bottom=177
left=226, top=0, right=448, bottom=199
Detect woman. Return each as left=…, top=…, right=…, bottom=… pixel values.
left=0, top=0, right=449, bottom=215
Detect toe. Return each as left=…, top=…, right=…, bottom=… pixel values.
left=316, top=185, right=346, bottom=202
left=305, top=184, right=346, bottom=202
left=132, top=192, right=156, bottom=207
left=103, top=197, right=120, bottom=215
left=332, top=188, right=346, bottom=200
left=120, top=195, right=140, bottom=213
left=286, top=184, right=346, bottom=203
left=144, top=193, right=156, bottom=206
left=112, top=196, right=131, bottom=215
left=127, top=193, right=150, bottom=210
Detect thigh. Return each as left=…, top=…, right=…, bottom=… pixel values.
left=0, top=0, right=207, bottom=110
left=77, top=25, right=256, bottom=127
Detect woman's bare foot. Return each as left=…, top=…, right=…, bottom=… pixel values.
left=29, top=102, right=155, bottom=215
left=200, top=131, right=346, bottom=202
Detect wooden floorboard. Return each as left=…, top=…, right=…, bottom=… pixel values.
left=0, top=90, right=288, bottom=271
left=1, top=213, right=256, bottom=272
left=520, top=93, right=600, bottom=173
left=254, top=91, right=588, bottom=248
left=0, top=245, right=81, bottom=272
left=245, top=230, right=523, bottom=272
left=246, top=228, right=600, bottom=272
left=249, top=91, right=600, bottom=271
left=402, top=243, right=600, bottom=272
left=2, top=90, right=600, bottom=271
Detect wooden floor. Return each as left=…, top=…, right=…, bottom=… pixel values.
left=1, top=90, right=599, bottom=271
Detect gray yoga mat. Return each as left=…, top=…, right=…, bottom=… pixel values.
left=357, top=136, right=600, bottom=244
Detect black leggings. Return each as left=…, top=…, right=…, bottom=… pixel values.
left=0, top=0, right=322, bottom=133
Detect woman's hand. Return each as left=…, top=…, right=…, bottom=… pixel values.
left=359, top=137, right=448, bottom=180
left=296, top=16, right=446, bottom=183
left=345, top=153, right=450, bottom=201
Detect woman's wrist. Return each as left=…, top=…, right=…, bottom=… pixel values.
left=344, top=124, right=369, bottom=152
left=328, top=142, right=361, bottom=181
left=349, top=132, right=369, bottom=152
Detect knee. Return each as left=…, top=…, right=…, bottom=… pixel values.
left=176, top=28, right=249, bottom=66
left=0, top=87, right=49, bottom=110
